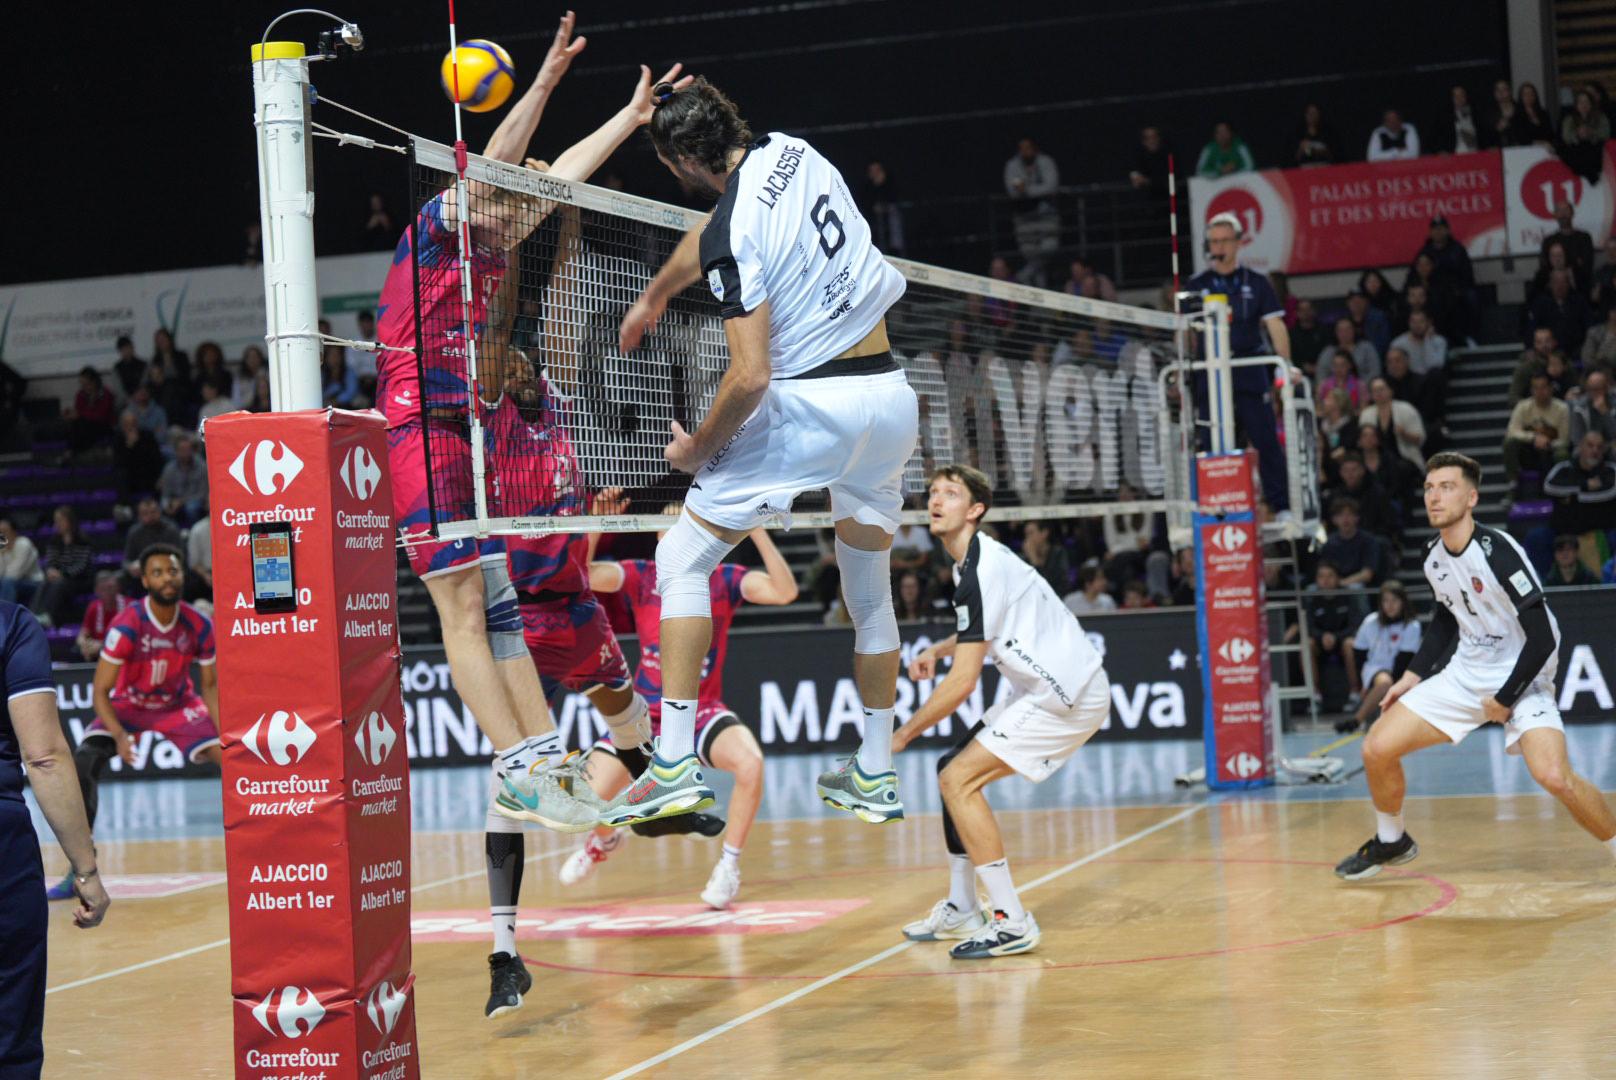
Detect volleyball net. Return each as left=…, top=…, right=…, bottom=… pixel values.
left=403, top=136, right=1229, bottom=541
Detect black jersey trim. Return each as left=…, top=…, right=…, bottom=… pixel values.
left=953, top=533, right=986, bottom=643
left=1476, top=524, right=1545, bottom=612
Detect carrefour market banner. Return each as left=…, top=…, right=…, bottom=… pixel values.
left=1189, top=151, right=1508, bottom=275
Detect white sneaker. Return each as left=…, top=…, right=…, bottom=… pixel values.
left=949, top=910, right=1041, bottom=958
left=700, top=859, right=742, bottom=909
left=559, top=832, right=622, bottom=885
left=493, top=755, right=599, bottom=833
left=902, top=898, right=988, bottom=941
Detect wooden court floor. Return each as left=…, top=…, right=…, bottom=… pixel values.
left=40, top=795, right=1616, bottom=1079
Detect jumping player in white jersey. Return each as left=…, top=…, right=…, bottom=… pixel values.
left=892, top=466, right=1113, bottom=957
left=1335, top=452, right=1616, bottom=879
left=602, top=79, right=918, bottom=827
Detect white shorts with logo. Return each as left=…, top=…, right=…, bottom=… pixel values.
left=684, top=368, right=918, bottom=533
left=1400, top=664, right=1563, bottom=756
left=975, top=671, right=1111, bottom=783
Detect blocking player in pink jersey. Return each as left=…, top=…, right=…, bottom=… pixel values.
left=373, top=11, right=692, bottom=836
left=48, top=544, right=220, bottom=899
left=558, top=508, right=798, bottom=909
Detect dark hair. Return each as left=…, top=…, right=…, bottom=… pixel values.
left=1378, top=579, right=1412, bottom=624
left=1425, top=451, right=1482, bottom=487
left=1329, top=496, right=1361, bottom=518
left=1315, top=559, right=1342, bottom=578
left=1123, top=579, right=1148, bottom=597
left=648, top=77, right=753, bottom=173
left=139, top=542, right=185, bottom=573
left=1555, top=533, right=1580, bottom=550
left=116, top=335, right=133, bottom=350
left=53, top=504, right=81, bottom=543
left=1339, top=451, right=1366, bottom=468
left=1079, top=565, right=1105, bottom=588
left=78, top=365, right=102, bottom=385
left=930, top=464, right=993, bottom=517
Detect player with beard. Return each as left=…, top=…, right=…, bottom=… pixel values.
left=47, top=544, right=219, bottom=899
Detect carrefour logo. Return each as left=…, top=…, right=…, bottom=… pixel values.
left=1225, top=751, right=1264, bottom=779
left=365, top=980, right=408, bottom=1036
left=340, top=446, right=381, bottom=501
left=229, top=440, right=305, bottom=496
left=242, top=710, right=317, bottom=766
left=1207, top=525, right=1248, bottom=552
left=1217, top=636, right=1256, bottom=664
left=252, top=985, right=325, bottom=1039
left=353, top=710, right=397, bottom=766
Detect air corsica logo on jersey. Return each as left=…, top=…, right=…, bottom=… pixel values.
left=229, top=440, right=304, bottom=496
left=364, top=980, right=408, bottom=1037
left=353, top=710, right=397, bottom=767
left=1207, top=525, right=1248, bottom=552
left=708, top=268, right=725, bottom=299
left=242, top=710, right=317, bottom=766
left=1225, top=751, right=1264, bottom=779
left=1217, top=636, right=1257, bottom=663
left=340, top=446, right=381, bottom=501
left=252, top=986, right=325, bottom=1039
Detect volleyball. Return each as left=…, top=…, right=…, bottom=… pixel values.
left=440, top=40, right=515, bottom=113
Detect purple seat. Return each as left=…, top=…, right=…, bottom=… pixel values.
left=1507, top=499, right=1553, bottom=524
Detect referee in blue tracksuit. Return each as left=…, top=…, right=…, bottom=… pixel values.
left=1188, top=212, right=1293, bottom=513
left=1, top=598, right=109, bottom=1078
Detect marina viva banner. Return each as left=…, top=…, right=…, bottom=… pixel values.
left=1189, top=144, right=1616, bottom=275
left=0, top=251, right=391, bottom=379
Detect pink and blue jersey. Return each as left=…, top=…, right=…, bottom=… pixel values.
left=376, top=193, right=507, bottom=428
left=490, top=386, right=591, bottom=598
left=617, top=560, right=747, bottom=717
left=102, top=598, right=215, bottom=711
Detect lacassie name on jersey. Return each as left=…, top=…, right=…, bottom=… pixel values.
left=756, top=143, right=806, bottom=209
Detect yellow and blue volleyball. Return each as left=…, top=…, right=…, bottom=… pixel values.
left=441, top=40, right=515, bottom=113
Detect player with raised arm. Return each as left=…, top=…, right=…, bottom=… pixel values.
left=604, top=78, right=918, bottom=828
left=47, top=544, right=220, bottom=899
left=374, top=10, right=691, bottom=834
left=558, top=507, right=797, bottom=909
left=1335, top=452, right=1616, bottom=879
left=892, top=467, right=1113, bottom=958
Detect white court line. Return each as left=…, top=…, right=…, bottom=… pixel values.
left=604, top=802, right=1206, bottom=1080
left=43, top=846, right=570, bottom=995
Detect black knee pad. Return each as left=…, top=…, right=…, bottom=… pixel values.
left=74, top=740, right=116, bottom=826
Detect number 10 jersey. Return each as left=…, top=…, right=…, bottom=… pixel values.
left=700, top=133, right=906, bottom=376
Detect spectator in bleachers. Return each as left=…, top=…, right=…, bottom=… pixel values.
left=1591, top=235, right=1616, bottom=314
left=1531, top=239, right=1584, bottom=304
left=1382, top=347, right=1433, bottom=422
left=150, top=327, right=191, bottom=384
left=1392, top=281, right=1426, bottom=336
left=1406, top=253, right=1465, bottom=342
left=112, top=410, right=164, bottom=504
left=1357, top=270, right=1397, bottom=316
left=1512, top=82, right=1556, bottom=145
left=1527, top=269, right=1595, bottom=359
left=142, top=362, right=190, bottom=439
left=1003, top=137, right=1060, bottom=286
left=1511, top=327, right=1566, bottom=399
left=1128, top=125, right=1172, bottom=199
left=1587, top=303, right=1616, bottom=371
left=1343, top=580, right=1422, bottom=732
left=1503, top=371, right=1572, bottom=487
left=1292, top=103, right=1340, bottom=167
left=125, top=384, right=167, bottom=442
left=1270, top=271, right=1299, bottom=326
left=1434, top=86, right=1481, bottom=154
left=1541, top=201, right=1596, bottom=287
left=1354, top=423, right=1419, bottom=500
left=1120, top=580, right=1152, bottom=609
left=156, top=434, right=207, bottom=526
left=1063, top=565, right=1116, bottom=617
left=149, top=330, right=197, bottom=430
left=244, top=371, right=272, bottom=414
left=75, top=571, right=129, bottom=661
left=1102, top=483, right=1163, bottom=588
left=1544, top=349, right=1579, bottom=399
left=856, top=161, right=905, bottom=257
left=1412, top=215, right=1474, bottom=293
left=1319, top=318, right=1380, bottom=382
left=1367, top=109, right=1420, bottom=161
left=237, top=346, right=267, bottom=407
left=1289, top=301, right=1330, bottom=379
left=111, top=336, right=146, bottom=397
left=1319, top=497, right=1385, bottom=588
left=362, top=193, right=394, bottom=249
left=1327, top=453, right=1399, bottom=543
left=1318, top=350, right=1363, bottom=410
left=1195, top=121, right=1253, bottom=177
left=1388, top=310, right=1448, bottom=379
left=1543, top=430, right=1616, bottom=543
left=122, top=499, right=182, bottom=593
left=1019, top=519, right=1071, bottom=597
left=1345, top=288, right=1392, bottom=359
left=186, top=515, right=214, bottom=611
left=1297, top=561, right=1358, bottom=705
left=1165, top=548, right=1195, bottom=606
left=64, top=367, right=116, bottom=456
left=1488, top=78, right=1522, bottom=146
left=1570, top=367, right=1616, bottom=449
left=889, top=518, right=934, bottom=577
left=193, top=342, right=232, bottom=401
left=31, top=506, right=93, bottom=628
left=0, top=519, right=42, bottom=605
left=346, top=310, right=380, bottom=403
left=1547, top=533, right=1601, bottom=586
left=1560, top=89, right=1611, bottom=184
left=1319, top=387, right=1360, bottom=461
left=1361, top=377, right=1426, bottom=470
left=197, top=377, right=233, bottom=423
left=893, top=571, right=926, bottom=623
left=321, top=343, right=360, bottom=408
left=1063, top=255, right=1117, bottom=302
left=984, top=256, right=1021, bottom=341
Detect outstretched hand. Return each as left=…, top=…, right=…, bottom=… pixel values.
left=626, top=63, right=694, bottom=126
left=534, top=11, right=587, bottom=92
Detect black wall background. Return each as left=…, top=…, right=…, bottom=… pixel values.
left=9, top=0, right=1508, bottom=286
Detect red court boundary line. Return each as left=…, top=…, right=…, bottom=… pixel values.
left=517, top=857, right=1460, bottom=982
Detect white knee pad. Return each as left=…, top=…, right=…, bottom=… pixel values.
left=655, top=514, right=735, bottom=620
left=835, top=538, right=899, bottom=655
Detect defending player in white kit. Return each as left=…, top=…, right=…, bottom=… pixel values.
left=603, top=78, right=919, bottom=827
left=893, top=466, right=1113, bottom=958
left=1336, top=452, right=1616, bottom=879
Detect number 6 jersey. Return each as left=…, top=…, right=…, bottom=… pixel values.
left=700, top=133, right=906, bottom=375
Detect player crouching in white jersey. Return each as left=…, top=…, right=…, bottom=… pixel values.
left=892, top=466, right=1113, bottom=958
left=603, top=78, right=918, bottom=828
left=1336, top=452, right=1616, bottom=880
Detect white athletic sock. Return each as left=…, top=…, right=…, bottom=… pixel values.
left=527, top=731, right=563, bottom=764
left=492, top=908, right=518, bottom=957
left=948, top=854, right=978, bottom=913
left=975, top=858, right=1026, bottom=922
left=1605, top=836, right=1616, bottom=863
left=856, top=707, right=896, bottom=774
left=496, top=742, right=535, bottom=777
left=1376, top=810, right=1405, bottom=844
left=720, top=843, right=742, bottom=870
left=659, top=699, right=697, bottom=761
